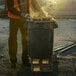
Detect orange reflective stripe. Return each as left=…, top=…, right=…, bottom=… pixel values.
left=8, top=11, right=20, bottom=19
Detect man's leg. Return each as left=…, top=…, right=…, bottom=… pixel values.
left=19, top=20, right=30, bottom=66
left=8, top=19, right=19, bottom=68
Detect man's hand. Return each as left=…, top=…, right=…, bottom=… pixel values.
left=21, top=12, right=25, bottom=17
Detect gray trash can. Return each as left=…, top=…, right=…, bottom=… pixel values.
left=27, top=18, right=58, bottom=59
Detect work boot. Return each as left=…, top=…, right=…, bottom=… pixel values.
left=22, top=58, right=31, bottom=67
left=11, top=63, right=16, bottom=69
left=22, top=54, right=31, bottom=67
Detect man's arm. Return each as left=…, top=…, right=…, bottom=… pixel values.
left=6, top=0, right=21, bottom=16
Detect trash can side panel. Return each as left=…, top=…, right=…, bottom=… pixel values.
left=28, top=21, right=54, bottom=59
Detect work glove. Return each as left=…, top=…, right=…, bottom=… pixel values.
left=25, top=13, right=30, bottom=18
left=21, top=12, right=30, bottom=19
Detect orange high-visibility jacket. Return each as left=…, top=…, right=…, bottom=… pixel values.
left=7, top=0, right=30, bottom=19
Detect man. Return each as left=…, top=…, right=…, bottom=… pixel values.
left=6, top=0, right=45, bottom=68
left=7, top=0, right=29, bottom=69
